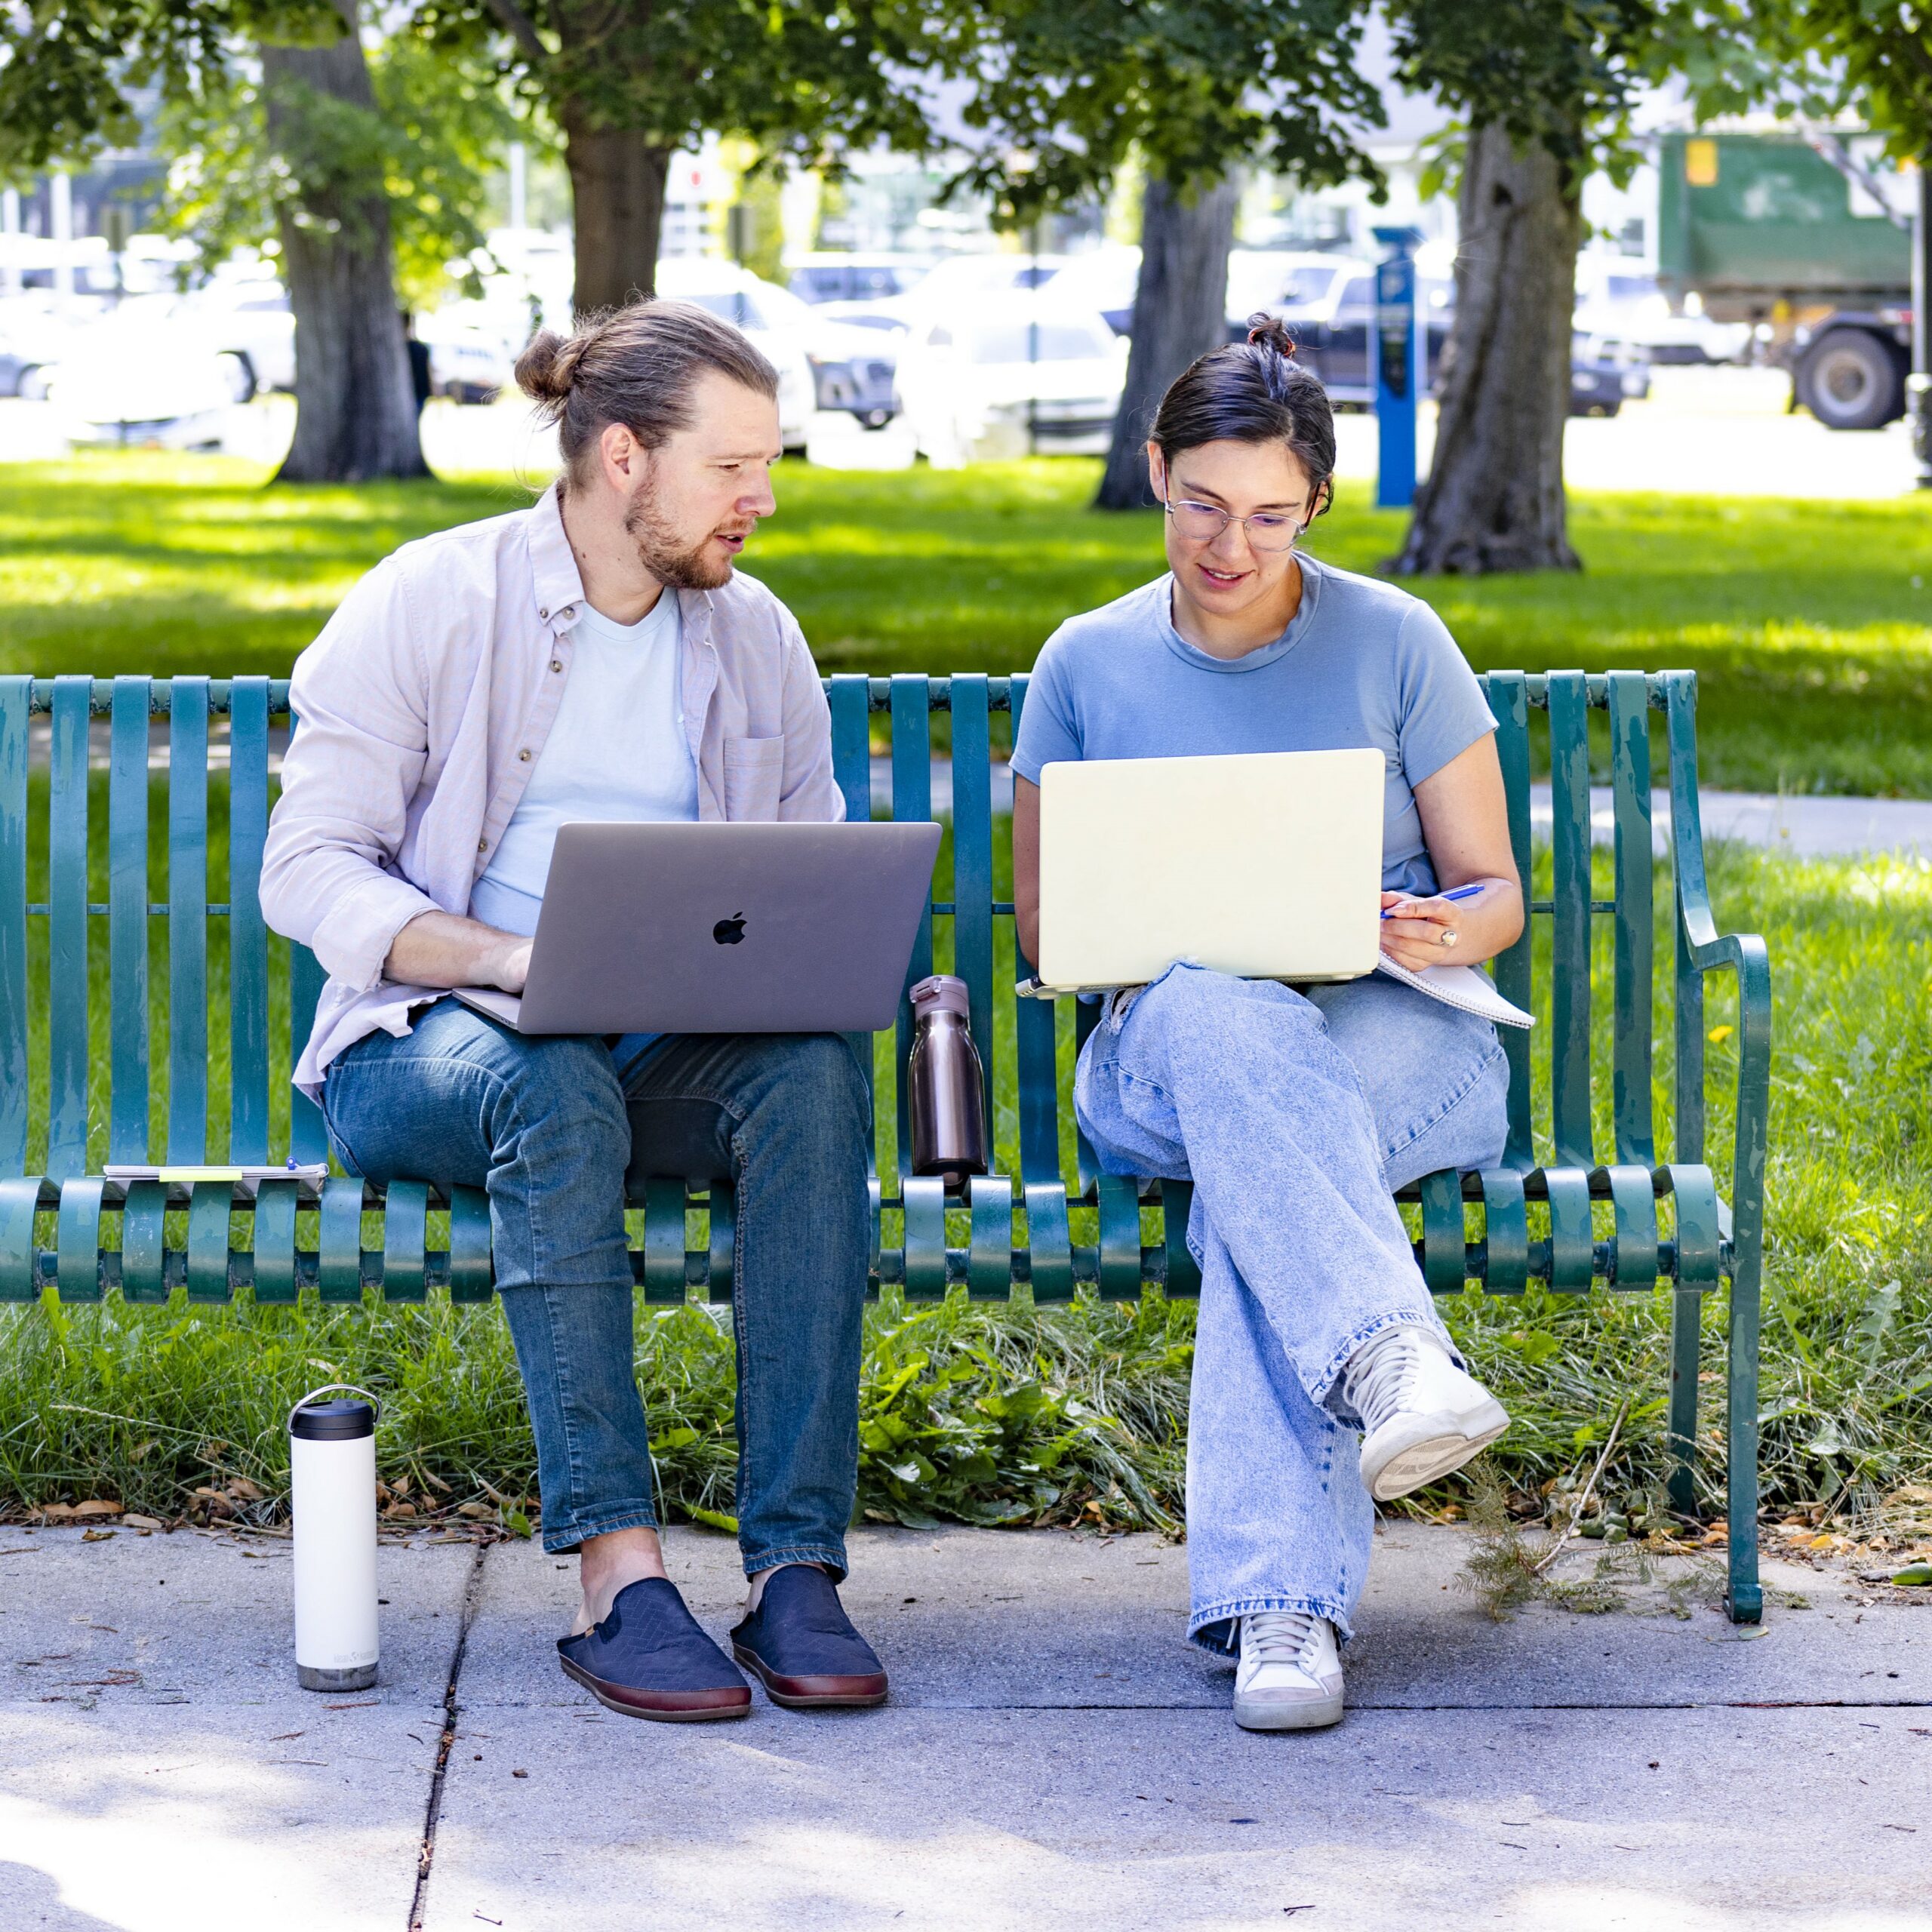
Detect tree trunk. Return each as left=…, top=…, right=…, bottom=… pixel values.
left=260, top=23, right=427, bottom=483
left=562, top=101, right=669, bottom=313
left=1094, top=172, right=1240, bottom=511
left=1389, top=122, right=1579, bottom=575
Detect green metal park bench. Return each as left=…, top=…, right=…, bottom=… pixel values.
left=0, top=668, right=1769, bottom=1619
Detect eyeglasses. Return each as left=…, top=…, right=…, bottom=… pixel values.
left=1164, top=497, right=1309, bottom=552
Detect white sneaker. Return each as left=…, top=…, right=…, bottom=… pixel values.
left=1342, top=1324, right=1510, bottom=1501
left=1233, top=1611, right=1345, bottom=1731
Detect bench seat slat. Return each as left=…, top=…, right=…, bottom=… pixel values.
left=1477, top=1169, right=1529, bottom=1294
left=1097, top=1174, right=1141, bottom=1299
left=118, top=1179, right=168, bottom=1302
left=186, top=1179, right=233, bottom=1300
left=252, top=1177, right=300, bottom=1303
left=56, top=1177, right=106, bottom=1303
left=1540, top=1166, right=1595, bottom=1293
left=1419, top=1170, right=1466, bottom=1291
left=967, top=1174, right=1013, bottom=1299
left=448, top=1185, right=494, bottom=1303
left=0, top=1176, right=43, bottom=1299
left=642, top=1176, right=686, bottom=1305
left=900, top=1174, right=947, bottom=1298
left=381, top=1180, right=429, bottom=1302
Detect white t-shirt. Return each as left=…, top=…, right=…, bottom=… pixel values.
left=470, top=592, right=698, bottom=938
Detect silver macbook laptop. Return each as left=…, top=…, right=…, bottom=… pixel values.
left=1032, top=749, right=1386, bottom=993
left=455, top=820, right=942, bottom=1035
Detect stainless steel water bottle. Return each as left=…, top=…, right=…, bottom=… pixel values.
left=906, top=974, right=988, bottom=1191
left=289, top=1387, right=380, bottom=1692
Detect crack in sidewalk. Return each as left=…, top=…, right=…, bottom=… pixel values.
left=408, top=1539, right=491, bottom=1932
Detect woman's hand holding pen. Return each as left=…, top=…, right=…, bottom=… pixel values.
left=1377, top=879, right=1518, bottom=973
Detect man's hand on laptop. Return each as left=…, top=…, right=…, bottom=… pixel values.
left=384, top=911, right=534, bottom=992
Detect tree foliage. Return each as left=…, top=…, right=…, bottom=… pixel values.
left=943, top=0, right=1387, bottom=226
left=411, top=0, right=946, bottom=179
left=162, top=29, right=521, bottom=308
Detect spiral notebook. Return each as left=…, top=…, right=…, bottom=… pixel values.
left=1373, top=957, right=1534, bottom=1029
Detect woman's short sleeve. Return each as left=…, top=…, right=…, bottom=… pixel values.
left=1010, top=638, right=1084, bottom=785
left=1393, top=598, right=1497, bottom=789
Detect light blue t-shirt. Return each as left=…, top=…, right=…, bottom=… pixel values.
left=470, top=591, right=697, bottom=1074
left=1009, top=555, right=1496, bottom=897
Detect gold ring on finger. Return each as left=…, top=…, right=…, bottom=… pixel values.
left=1440, top=928, right=1459, bottom=949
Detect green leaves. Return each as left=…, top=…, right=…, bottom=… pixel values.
left=943, top=0, right=1387, bottom=223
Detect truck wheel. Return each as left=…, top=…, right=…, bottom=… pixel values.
left=1801, top=329, right=1904, bottom=431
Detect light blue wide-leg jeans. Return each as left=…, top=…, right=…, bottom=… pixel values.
left=1072, top=964, right=1509, bottom=1655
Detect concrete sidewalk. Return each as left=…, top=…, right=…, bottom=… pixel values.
left=0, top=1523, right=1925, bottom=1931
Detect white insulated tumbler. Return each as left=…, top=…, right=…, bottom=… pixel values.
left=289, top=1391, right=380, bottom=1692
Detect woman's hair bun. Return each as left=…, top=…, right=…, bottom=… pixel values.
left=515, top=327, right=593, bottom=406
left=1244, top=312, right=1297, bottom=359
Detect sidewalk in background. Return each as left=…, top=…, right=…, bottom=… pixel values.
left=0, top=1521, right=1924, bottom=1930
left=875, top=758, right=1932, bottom=862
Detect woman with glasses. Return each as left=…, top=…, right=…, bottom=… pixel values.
left=1011, top=316, right=1524, bottom=1734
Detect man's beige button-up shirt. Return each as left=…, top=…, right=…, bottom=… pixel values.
left=261, top=485, right=843, bottom=1098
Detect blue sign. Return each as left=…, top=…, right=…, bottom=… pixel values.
left=1372, top=226, right=1426, bottom=509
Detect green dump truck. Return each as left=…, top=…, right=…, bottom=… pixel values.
left=1658, top=128, right=1913, bottom=429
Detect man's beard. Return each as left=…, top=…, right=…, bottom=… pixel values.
left=623, top=481, right=740, bottom=592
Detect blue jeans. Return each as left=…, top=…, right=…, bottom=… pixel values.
left=321, top=1001, right=872, bottom=1574
left=1073, top=964, right=1509, bottom=1655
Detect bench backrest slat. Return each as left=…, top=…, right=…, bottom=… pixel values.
left=168, top=677, right=210, bottom=1163
left=228, top=678, right=272, bottom=1162
left=0, top=679, right=27, bottom=1177
left=1008, top=673, right=1065, bottom=1196
left=48, top=677, right=92, bottom=1180
left=1607, top=670, right=1656, bottom=1165
left=947, top=674, right=998, bottom=1156
left=1546, top=670, right=1595, bottom=1169
left=289, top=942, right=328, bottom=1164
left=1666, top=673, right=1706, bottom=1164
left=828, top=674, right=877, bottom=1164
left=1481, top=672, right=1536, bottom=1171
left=889, top=675, right=935, bottom=1184
left=109, top=678, right=151, bottom=1164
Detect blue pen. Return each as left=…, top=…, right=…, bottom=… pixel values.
left=1382, top=881, right=1484, bottom=920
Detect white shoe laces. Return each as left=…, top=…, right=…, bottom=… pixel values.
left=1244, top=1609, right=1322, bottom=1672
left=1341, top=1327, right=1432, bottom=1435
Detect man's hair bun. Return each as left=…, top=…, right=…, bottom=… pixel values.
left=514, top=327, right=594, bottom=406
left=1244, top=313, right=1297, bottom=359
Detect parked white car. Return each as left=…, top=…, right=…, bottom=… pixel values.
left=48, top=300, right=238, bottom=448
left=893, top=296, right=1127, bottom=466
left=177, top=276, right=296, bottom=394
left=1573, top=259, right=1751, bottom=365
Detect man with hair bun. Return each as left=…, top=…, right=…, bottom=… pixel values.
left=262, top=297, right=888, bottom=1724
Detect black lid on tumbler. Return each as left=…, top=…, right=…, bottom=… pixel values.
left=291, top=1398, right=376, bottom=1441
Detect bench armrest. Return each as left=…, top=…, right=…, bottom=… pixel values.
left=1664, top=673, right=1770, bottom=1275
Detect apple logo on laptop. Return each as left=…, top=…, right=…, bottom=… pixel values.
left=712, top=913, right=746, bottom=946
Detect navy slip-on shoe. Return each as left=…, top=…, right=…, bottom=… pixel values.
left=557, top=1577, right=752, bottom=1723
left=730, top=1564, right=889, bottom=1709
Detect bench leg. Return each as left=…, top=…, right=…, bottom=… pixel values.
left=1724, top=1251, right=1764, bottom=1624
left=1666, top=1284, right=1700, bottom=1515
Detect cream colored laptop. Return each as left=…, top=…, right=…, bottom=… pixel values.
left=1032, top=749, right=1386, bottom=993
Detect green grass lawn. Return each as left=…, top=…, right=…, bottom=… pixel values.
left=2, top=453, right=1930, bottom=795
